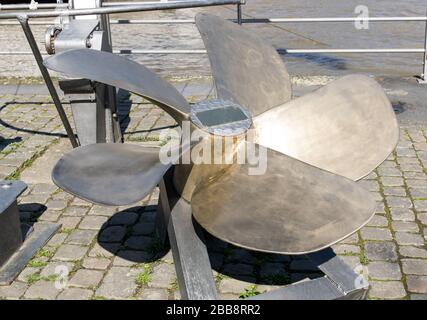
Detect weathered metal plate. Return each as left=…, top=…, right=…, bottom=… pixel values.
left=253, top=75, right=399, bottom=181
left=191, top=142, right=376, bottom=255
left=44, top=49, right=190, bottom=122
left=196, top=13, right=292, bottom=116
left=52, top=143, right=170, bottom=206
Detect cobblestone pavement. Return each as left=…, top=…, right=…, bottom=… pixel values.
left=0, top=77, right=426, bottom=300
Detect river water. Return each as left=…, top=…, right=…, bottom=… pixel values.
left=109, top=0, right=427, bottom=79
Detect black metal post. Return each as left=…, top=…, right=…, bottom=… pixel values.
left=17, top=15, right=79, bottom=148
left=237, top=3, right=242, bottom=25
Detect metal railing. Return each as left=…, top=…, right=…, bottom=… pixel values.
left=0, top=0, right=244, bottom=147
left=0, top=2, right=426, bottom=82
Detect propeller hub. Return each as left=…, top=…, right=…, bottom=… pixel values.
left=190, top=99, right=252, bottom=137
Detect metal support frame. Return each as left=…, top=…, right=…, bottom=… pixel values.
left=17, top=16, right=79, bottom=148
left=155, top=169, right=368, bottom=300
left=0, top=180, right=61, bottom=285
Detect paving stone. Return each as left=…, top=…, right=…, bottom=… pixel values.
left=218, top=278, right=257, bottom=294
left=332, top=244, right=360, bottom=255
left=82, top=257, right=111, bottom=270
left=113, top=250, right=153, bottom=267
left=410, top=188, right=427, bottom=199
left=24, top=280, right=60, bottom=300
left=369, top=281, right=407, bottom=299
left=58, top=216, right=82, bottom=230
left=20, top=194, right=50, bottom=206
left=39, top=209, right=62, bottom=222
left=17, top=267, right=41, bottom=283
left=360, top=227, right=392, bottom=241
left=46, top=233, right=68, bottom=247
left=89, top=206, right=117, bottom=216
left=124, top=236, right=153, bottom=251
left=28, top=184, right=55, bottom=195
left=414, top=200, right=427, bottom=212
left=419, top=213, right=427, bottom=225
left=46, top=199, right=67, bottom=211
left=89, top=243, right=120, bottom=258
left=65, top=229, right=97, bottom=246
left=52, top=244, right=88, bottom=261
left=149, top=263, right=176, bottom=288
left=399, top=246, right=427, bottom=258
left=69, top=269, right=104, bottom=288
left=381, top=177, right=404, bottom=187
left=109, top=212, right=138, bottom=225
left=132, top=222, right=155, bottom=236
left=406, top=276, right=427, bottom=294
left=406, top=179, right=427, bottom=188
left=392, top=221, right=419, bottom=232
left=390, top=208, right=416, bottom=221
left=383, top=187, right=407, bottom=197
left=79, top=215, right=109, bottom=230
left=410, top=294, right=427, bottom=300
left=378, top=167, right=402, bottom=177
left=70, top=197, right=92, bottom=207
left=396, top=148, right=416, bottom=157
left=364, top=242, right=397, bottom=261
left=138, top=288, right=169, bottom=300
left=401, top=259, right=427, bottom=275
left=368, top=261, right=402, bottom=280
left=98, top=226, right=126, bottom=242
left=96, top=267, right=138, bottom=299
left=63, top=206, right=89, bottom=217
left=57, top=288, right=93, bottom=300
left=386, top=196, right=412, bottom=208
left=0, top=282, right=28, bottom=299
left=400, top=163, right=423, bottom=172
left=366, top=215, right=388, bottom=227
left=395, top=232, right=425, bottom=246
left=40, top=261, right=74, bottom=277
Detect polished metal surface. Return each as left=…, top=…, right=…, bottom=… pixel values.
left=52, top=143, right=172, bottom=206
left=253, top=74, right=399, bottom=181
left=44, top=49, right=190, bottom=123
left=195, top=13, right=292, bottom=116
left=191, top=142, right=376, bottom=255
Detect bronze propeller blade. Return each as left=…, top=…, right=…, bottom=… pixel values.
left=44, top=49, right=190, bottom=123
left=191, top=141, right=376, bottom=255
left=253, top=74, right=399, bottom=181
left=52, top=143, right=173, bottom=206
left=195, top=13, right=292, bottom=116
left=196, top=13, right=399, bottom=181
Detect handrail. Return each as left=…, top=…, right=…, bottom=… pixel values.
left=0, top=0, right=243, bottom=19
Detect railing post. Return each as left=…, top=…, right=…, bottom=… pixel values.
left=17, top=14, right=79, bottom=148
left=237, top=1, right=243, bottom=25
left=422, top=11, right=427, bottom=83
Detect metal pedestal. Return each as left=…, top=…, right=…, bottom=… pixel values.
left=0, top=180, right=60, bottom=285
left=155, top=170, right=369, bottom=300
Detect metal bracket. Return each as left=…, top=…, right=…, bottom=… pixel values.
left=0, top=180, right=61, bottom=285
left=155, top=170, right=368, bottom=300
